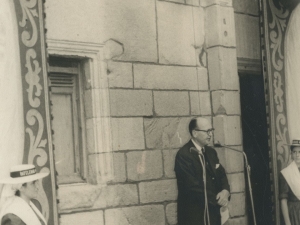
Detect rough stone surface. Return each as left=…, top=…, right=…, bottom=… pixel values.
left=110, top=89, right=153, bottom=116
left=157, top=1, right=204, bottom=65
left=127, top=150, right=163, bottom=181
left=228, top=193, right=246, bottom=217
left=201, top=0, right=232, bottom=7
left=139, top=179, right=178, bottom=203
left=100, top=0, right=157, bottom=62
left=163, top=149, right=178, bottom=178
left=154, top=91, right=189, bottom=116
left=104, top=39, right=124, bottom=60
left=215, top=147, right=244, bottom=173
left=58, top=184, right=101, bottom=211
left=190, top=91, right=211, bottom=115
left=207, top=47, right=239, bottom=91
left=212, top=91, right=241, bottom=115
left=213, top=116, right=242, bottom=146
left=60, top=211, right=104, bottom=225
left=88, top=153, right=126, bottom=183
left=235, top=14, right=261, bottom=59
left=166, top=203, right=178, bottom=225
left=93, top=184, right=138, bottom=209
left=205, top=5, right=236, bottom=48
left=105, top=205, right=165, bottom=225
left=227, top=173, right=245, bottom=193
left=111, top=118, right=145, bottom=151
left=107, top=61, right=133, bottom=88
left=144, top=117, right=191, bottom=149
left=134, top=64, right=205, bottom=90
left=227, top=216, right=247, bottom=225
left=233, top=0, right=259, bottom=15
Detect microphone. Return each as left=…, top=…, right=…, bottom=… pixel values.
left=190, top=147, right=203, bottom=155
left=214, top=142, right=257, bottom=225
left=214, top=141, right=241, bottom=153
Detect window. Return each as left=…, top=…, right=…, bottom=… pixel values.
left=48, top=56, right=86, bottom=184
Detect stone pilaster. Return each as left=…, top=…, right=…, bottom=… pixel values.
left=205, top=0, right=246, bottom=223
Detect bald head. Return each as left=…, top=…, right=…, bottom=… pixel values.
left=189, top=117, right=211, bottom=135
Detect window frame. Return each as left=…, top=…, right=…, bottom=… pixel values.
left=48, top=58, right=87, bottom=184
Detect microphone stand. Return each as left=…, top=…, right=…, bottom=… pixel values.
left=215, top=143, right=257, bottom=225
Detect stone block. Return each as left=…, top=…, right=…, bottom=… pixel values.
left=93, top=184, right=138, bottom=209
left=99, top=0, right=157, bottom=62
left=105, top=205, right=165, bottom=225
left=227, top=173, right=245, bottom=193
left=233, top=0, right=259, bottom=15
left=207, top=47, right=239, bottom=90
left=84, top=90, right=93, bottom=119
left=45, top=0, right=104, bottom=43
left=144, top=117, right=191, bottom=149
left=163, top=149, right=178, bottom=178
left=58, top=184, right=101, bottom=211
left=227, top=216, right=247, bottom=225
left=104, top=39, right=124, bottom=60
left=139, top=179, right=178, bottom=203
left=60, top=211, right=104, bottom=225
left=110, top=89, right=153, bottom=116
left=205, top=5, right=236, bottom=47
left=154, top=91, right=189, bottom=116
left=197, top=67, right=209, bottom=90
left=190, top=91, right=211, bottom=115
left=166, top=203, right=177, bottom=225
left=88, top=153, right=114, bottom=184
left=86, top=117, right=112, bottom=154
left=86, top=119, right=95, bottom=154
left=215, top=147, right=244, bottom=173
left=127, top=150, right=163, bottom=181
left=212, top=91, right=241, bottom=115
left=134, top=64, right=206, bottom=90
left=235, top=14, right=261, bottom=59
left=228, top=193, right=246, bottom=217
left=201, top=0, right=232, bottom=7
left=111, top=152, right=127, bottom=183
left=88, top=152, right=126, bottom=183
left=157, top=1, right=204, bottom=65
left=111, top=118, right=145, bottom=151
left=213, top=116, right=242, bottom=146
left=107, top=61, right=133, bottom=88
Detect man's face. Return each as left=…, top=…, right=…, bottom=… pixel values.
left=292, top=146, right=300, bottom=165
left=192, top=119, right=213, bottom=146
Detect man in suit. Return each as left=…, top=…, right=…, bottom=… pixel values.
left=175, top=117, right=230, bottom=225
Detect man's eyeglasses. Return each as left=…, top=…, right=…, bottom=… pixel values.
left=194, top=128, right=215, bottom=135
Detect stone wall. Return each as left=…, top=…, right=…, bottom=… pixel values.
left=45, top=0, right=248, bottom=224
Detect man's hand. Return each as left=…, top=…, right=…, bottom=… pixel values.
left=216, top=189, right=230, bottom=206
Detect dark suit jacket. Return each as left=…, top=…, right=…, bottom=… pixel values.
left=175, top=140, right=230, bottom=225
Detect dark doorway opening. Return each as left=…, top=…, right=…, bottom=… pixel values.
left=239, top=73, right=273, bottom=225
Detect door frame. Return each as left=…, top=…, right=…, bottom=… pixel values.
left=260, top=0, right=293, bottom=224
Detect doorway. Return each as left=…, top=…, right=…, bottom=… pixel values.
left=239, top=73, right=273, bottom=225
